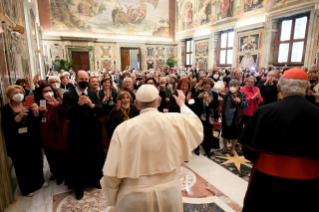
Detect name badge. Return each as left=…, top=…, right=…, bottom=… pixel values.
left=42, top=117, right=47, bottom=123
left=18, top=127, right=28, bottom=134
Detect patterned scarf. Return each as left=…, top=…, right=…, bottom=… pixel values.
left=121, top=106, right=131, bottom=121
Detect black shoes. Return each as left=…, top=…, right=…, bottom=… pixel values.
left=76, top=188, right=84, bottom=200
left=194, top=150, right=200, bottom=156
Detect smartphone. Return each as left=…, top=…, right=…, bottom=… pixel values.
left=26, top=96, right=34, bottom=109
left=40, top=100, right=46, bottom=111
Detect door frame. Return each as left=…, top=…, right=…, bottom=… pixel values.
left=65, top=46, right=94, bottom=72
left=120, top=47, right=141, bottom=71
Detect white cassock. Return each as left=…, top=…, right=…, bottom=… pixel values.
left=101, top=105, right=203, bottom=212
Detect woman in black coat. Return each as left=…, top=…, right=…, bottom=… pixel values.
left=169, top=78, right=197, bottom=113
left=1, top=85, right=47, bottom=197
left=194, top=78, right=219, bottom=157
left=109, top=91, right=139, bottom=137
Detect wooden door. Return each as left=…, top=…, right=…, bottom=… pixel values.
left=72, top=52, right=90, bottom=71
left=121, top=48, right=130, bottom=72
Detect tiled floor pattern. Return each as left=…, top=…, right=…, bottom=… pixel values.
left=5, top=151, right=247, bottom=212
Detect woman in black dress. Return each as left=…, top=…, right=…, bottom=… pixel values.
left=1, top=85, right=48, bottom=197
left=219, top=79, right=248, bottom=156
left=194, top=78, right=219, bottom=157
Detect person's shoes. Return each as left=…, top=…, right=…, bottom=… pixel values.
left=235, top=143, right=239, bottom=147
left=42, top=182, right=49, bottom=188
left=230, top=152, right=235, bottom=157
left=49, top=175, right=56, bottom=181
left=56, top=178, right=64, bottom=185
left=194, top=150, right=200, bottom=156
left=26, top=193, right=35, bottom=197
left=205, top=151, right=211, bottom=158
left=76, top=188, right=84, bottom=200
left=221, top=150, right=228, bottom=154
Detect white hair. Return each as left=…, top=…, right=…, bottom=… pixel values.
left=48, top=76, right=61, bottom=83
left=278, top=77, right=309, bottom=96
left=123, top=77, right=133, bottom=83
left=137, top=97, right=158, bottom=109
left=159, top=77, right=166, bottom=83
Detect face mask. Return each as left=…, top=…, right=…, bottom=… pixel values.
left=213, top=74, right=219, bottom=79
left=44, top=92, right=54, bottom=98
left=78, top=81, right=88, bottom=89
left=12, top=93, right=24, bottom=102
left=122, top=104, right=130, bottom=109
left=52, top=83, right=60, bottom=90
left=254, top=73, right=259, bottom=77
left=230, top=87, right=237, bottom=93
left=160, top=83, right=166, bottom=88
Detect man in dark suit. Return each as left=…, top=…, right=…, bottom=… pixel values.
left=63, top=70, right=104, bottom=200
left=257, top=71, right=278, bottom=106
left=239, top=67, right=319, bottom=212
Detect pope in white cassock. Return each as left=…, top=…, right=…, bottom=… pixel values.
left=100, top=84, right=204, bottom=212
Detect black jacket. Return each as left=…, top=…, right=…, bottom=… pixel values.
left=98, top=89, right=118, bottom=115
left=257, top=80, right=278, bottom=106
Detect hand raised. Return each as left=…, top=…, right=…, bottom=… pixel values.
left=45, top=95, right=59, bottom=107
left=172, top=90, right=185, bottom=108
left=30, top=103, right=39, bottom=114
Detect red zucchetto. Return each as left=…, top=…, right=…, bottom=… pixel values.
left=282, top=67, right=309, bottom=80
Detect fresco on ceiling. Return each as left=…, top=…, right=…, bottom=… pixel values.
left=49, top=0, right=170, bottom=37
left=177, top=0, right=291, bottom=33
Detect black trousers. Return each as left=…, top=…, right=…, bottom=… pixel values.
left=196, top=121, right=213, bottom=154
left=44, top=148, right=66, bottom=181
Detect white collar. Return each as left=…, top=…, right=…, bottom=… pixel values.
left=76, top=86, right=88, bottom=96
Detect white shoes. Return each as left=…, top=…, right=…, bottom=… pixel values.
left=42, top=182, right=49, bottom=188
left=26, top=193, right=35, bottom=197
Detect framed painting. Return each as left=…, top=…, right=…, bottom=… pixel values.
left=102, top=60, right=113, bottom=71
left=238, top=54, right=258, bottom=69
left=195, top=57, right=208, bottom=70
left=101, top=46, right=112, bottom=58
left=146, top=47, right=154, bottom=58
left=0, top=21, right=11, bottom=105
left=2, top=23, right=14, bottom=84
left=11, top=32, right=23, bottom=80
left=156, top=47, right=165, bottom=59
left=156, top=59, right=165, bottom=70
left=146, top=58, right=154, bottom=69
left=198, top=0, right=211, bottom=25
left=239, top=33, right=260, bottom=52
left=195, top=41, right=209, bottom=57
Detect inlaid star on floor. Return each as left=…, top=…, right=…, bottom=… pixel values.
left=215, top=151, right=252, bottom=172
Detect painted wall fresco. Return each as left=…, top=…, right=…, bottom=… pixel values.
left=194, top=39, right=209, bottom=70
left=236, top=29, right=264, bottom=69
left=2, top=0, right=25, bottom=25
left=177, top=0, right=292, bottom=33
left=95, top=43, right=117, bottom=71
left=47, top=0, right=170, bottom=37
left=144, top=45, right=177, bottom=70
left=0, top=21, right=11, bottom=105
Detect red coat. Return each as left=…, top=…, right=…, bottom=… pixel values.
left=241, top=85, right=264, bottom=116
left=39, top=102, right=67, bottom=150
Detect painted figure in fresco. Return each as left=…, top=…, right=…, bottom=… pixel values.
left=198, top=0, right=210, bottom=24
left=219, top=0, right=233, bottom=19
left=240, top=54, right=256, bottom=69
left=183, top=2, right=193, bottom=29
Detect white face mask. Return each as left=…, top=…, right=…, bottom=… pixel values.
left=254, top=73, right=260, bottom=77
left=160, top=83, right=166, bottom=88
left=122, top=104, right=130, bottom=109
left=12, top=93, right=24, bottom=102
left=213, top=74, right=219, bottom=79
left=44, top=92, right=54, bottom=98
left=52, top=83, right=60, bottom=90
left=230, top=87, right=237, bottom=93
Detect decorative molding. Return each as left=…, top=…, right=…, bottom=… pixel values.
left=235, top=23, right=265, bottom=33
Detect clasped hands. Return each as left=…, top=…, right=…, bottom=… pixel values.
left=78, top=94, right=95, bottom=108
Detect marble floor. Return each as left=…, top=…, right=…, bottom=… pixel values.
left=5, top=140, right=248, bottom=212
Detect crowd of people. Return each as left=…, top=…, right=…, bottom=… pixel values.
left=2, top=63, right=318, bottom=202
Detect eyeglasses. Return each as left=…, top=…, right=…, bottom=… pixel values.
left=247, top=81, right=254, bottom=84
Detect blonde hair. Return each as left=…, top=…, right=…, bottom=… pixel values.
left=116, top=91, right=133, bottom=103
left=6, top=85, right=25, bottom=97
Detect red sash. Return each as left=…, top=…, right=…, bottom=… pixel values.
left=255, top=152, right=319, bottom=180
